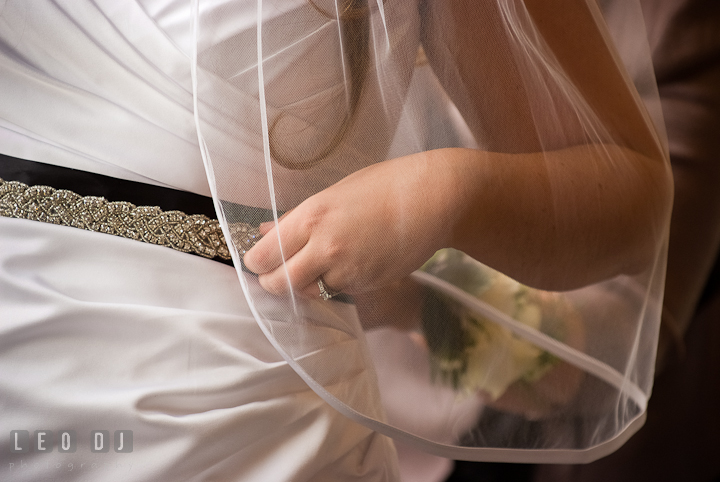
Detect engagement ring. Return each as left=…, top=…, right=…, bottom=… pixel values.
left=317, top=278, right=340, bottom=301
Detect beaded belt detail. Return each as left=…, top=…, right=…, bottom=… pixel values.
left=0, top=177, right=261, bottom=262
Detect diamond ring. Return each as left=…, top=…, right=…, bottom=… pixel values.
left=317, top=277, right=341, bottom=301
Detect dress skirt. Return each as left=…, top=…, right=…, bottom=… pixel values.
left=0, top=216, right=399, bottom=481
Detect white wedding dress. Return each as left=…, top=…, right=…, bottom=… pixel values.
left=0, top=0, right=404, bottom=480
left=1, top=0, right=673, bottom=479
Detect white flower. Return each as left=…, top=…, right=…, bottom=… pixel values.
left=421, top=249, right=561, bottom=399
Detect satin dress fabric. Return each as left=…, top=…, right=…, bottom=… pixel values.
left=0, top=1, right=401, bottom=480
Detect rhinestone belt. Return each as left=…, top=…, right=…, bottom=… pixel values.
left=0, top=177, right=261, bottom=262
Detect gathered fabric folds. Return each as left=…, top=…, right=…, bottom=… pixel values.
left=0, top=217, right=398, bottom=481
left=0, top=1, right=399, bottom=479
left=0, top=0, right=673, bottom=477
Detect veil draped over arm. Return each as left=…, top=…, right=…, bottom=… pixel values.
left=192, top=0, right=672, bottom=463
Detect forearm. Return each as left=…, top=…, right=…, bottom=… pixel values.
left=419, top=0, right=672, bottom=289
left=244, top=142, right=671, bottom=297
left=414, top=145, right=672, bottom=291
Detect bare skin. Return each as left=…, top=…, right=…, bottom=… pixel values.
left=243, top=0, right=672, bottom=299
left=241, top=1, right=674, bottom=422
left=244, top=144, right=669, bottom=297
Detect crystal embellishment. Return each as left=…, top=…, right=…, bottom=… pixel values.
left=0, top=177, right=260, bottom=262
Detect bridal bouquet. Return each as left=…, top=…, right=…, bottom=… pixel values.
left=420, top=249, right=570, bottom=400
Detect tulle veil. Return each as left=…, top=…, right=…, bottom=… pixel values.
left=191, top=0, right=672, bottom=463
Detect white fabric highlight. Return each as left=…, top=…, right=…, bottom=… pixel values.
left=0, top=217, right=399, bottom=481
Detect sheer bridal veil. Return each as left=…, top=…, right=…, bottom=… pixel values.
left=192, top=0, right=672, bottom=463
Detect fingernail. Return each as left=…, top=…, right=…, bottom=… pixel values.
left=259, top=221, right=275, bottom=234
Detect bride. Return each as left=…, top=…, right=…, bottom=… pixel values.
left=0, top=0, right=671, bottom=480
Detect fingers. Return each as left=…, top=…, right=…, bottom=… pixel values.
left=257, top=241, right=331, bottom=296
left=300, top=275, right=345, bottom=299
left=245, top=211, right=341, bottom=297
left=258, top=208, right=294, bottom=235
left=258, top=221, right=274, bottom=235
left=244, top=204, right=350, bottom=299
left=243, top=213, right=306, bottom=275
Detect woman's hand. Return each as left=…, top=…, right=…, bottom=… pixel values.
left=243, top=152, right=461, bottom=298
left=244, top=142, right=670, bottom=299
